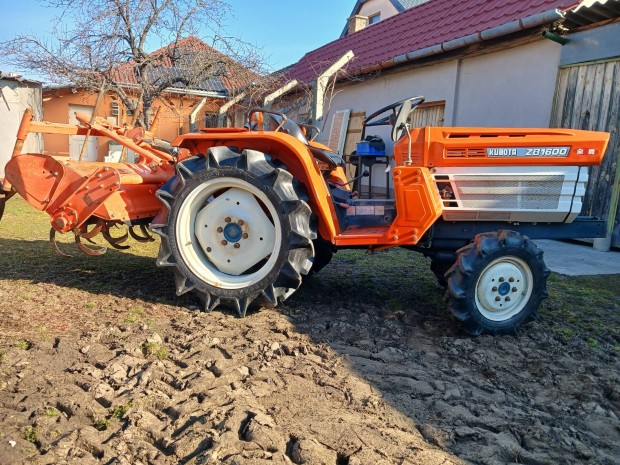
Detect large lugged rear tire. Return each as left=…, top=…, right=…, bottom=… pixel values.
left=445, top=230, right=549, bottom=336
left=151, top=147, right=316, bottom=316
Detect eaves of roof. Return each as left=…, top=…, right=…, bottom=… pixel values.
left=288, top=0, right=594, bottom=86
left=0, top=72, right=42, bottom=86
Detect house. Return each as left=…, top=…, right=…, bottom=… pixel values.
left=342, top=0, right=431, bottom=36
left=0, top=72, right=43, bottom=178
left=273, top=0, right=620, bottom=248
left=43, top=37, right=257, bottom=162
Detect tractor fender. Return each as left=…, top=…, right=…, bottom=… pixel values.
left=172, top=131, right=341, bottom=242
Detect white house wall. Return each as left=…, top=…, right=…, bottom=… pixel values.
left=0, top=80, right=43, bottom=178
left=453, top=40, right=561, bottom=127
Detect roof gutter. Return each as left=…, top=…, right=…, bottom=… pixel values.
left=389, top=8, right=565, bottom=67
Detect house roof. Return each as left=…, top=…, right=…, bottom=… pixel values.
left=0, top=71, right=42, bottom=86
left=398, top=0, right=433, bottom=9
left=287, top=0, right=579, bottom=84
left=108, top=37, right=258, bottom=97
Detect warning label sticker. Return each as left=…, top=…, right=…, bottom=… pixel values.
left=347, top=205, right=385, bottom=216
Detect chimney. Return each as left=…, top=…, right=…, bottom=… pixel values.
left=347, top=15, right=368, bottom=35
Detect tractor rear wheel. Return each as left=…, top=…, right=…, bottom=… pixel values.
left=445, top=230, right=549, bottom=335
left=152, top=147, right=316, bottom=316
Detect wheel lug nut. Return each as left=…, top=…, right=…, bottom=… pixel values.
left=505, top=296, right=511, bottom=302
left=499, top=277, right=505, bottom=282
left=234, top=243, right=240, bottom=249
left=221, top=240, right=228, bottom=246
left=492, top=286, right=498, bottom=292
left=512, top=287, right=518, bottom=293
left=207, top=247, right=212, bottom=252
left=225, top=217, right=232, bottom=223
left=242, top=233, right=249, bottom=239
left=238, top=220, right=244, bottom=226
left=509, top=277, right=515, bottom=283
left=495, top=296, right=501, bottom=302
left=217, top=227, right=224, bottom=233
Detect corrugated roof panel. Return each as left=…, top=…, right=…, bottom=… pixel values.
left=564, top=0, right=620, bottom=26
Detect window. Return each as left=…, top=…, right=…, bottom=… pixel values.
left=368, top=13, right=381, bottom=25
left=204, top=112, right=218, bottom=128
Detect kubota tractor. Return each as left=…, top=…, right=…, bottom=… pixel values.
left=0, top=97, right=610, bottom=335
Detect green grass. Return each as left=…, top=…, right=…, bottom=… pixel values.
left=143, top=341, right=169, bottom=360
left=545, top=272, right=620, bottom=349
left=24, top=425, right=38, bottom=444
left=15, top=341, right=31, bottom=350
left=0, top=196, right=186, bottom=307
left=111, top=402, right=134, bottom=420
left=91, top=416, right=109, bottom=431
left=44, top=407, right=61, bottom=417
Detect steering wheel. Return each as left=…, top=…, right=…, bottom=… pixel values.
left=362, top=96, right=425, bottom=140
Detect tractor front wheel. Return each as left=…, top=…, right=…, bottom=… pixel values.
left=445, top=230, right=549, bottom=335
left=152, top=147, right=316, bottom=316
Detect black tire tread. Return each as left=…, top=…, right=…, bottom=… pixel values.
left=445, top=230, right=550, bottom=336
left=151, top=147, right=316, bottom=316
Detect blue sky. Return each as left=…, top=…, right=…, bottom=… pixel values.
left=0, top=0, right=353, bottom=80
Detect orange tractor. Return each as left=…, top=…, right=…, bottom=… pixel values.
left=0, top=97, right=610, bottom=335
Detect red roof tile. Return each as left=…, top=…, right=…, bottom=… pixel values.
left=109, top=36, right=259, bottom=93
left=285, top=0, right=578, bottom=83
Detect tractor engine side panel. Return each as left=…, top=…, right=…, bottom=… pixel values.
left=432, top=165, right=587, bottom=223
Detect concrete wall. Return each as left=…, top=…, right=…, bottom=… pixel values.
left=0, top=79, right=43, bottom=178
left=453, top=40, right=561, bottom=127
left=43, top=89, right=224, bottom=161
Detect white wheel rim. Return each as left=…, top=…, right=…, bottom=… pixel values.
left=175, top=178, right=281, bottom=290
left=475, top=256, right=533, bottom=322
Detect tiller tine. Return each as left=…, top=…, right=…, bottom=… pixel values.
left=75, top=233, right=107, bottom=256
left=80, top=221, right=104, bottom=240
left=129, top=225, right=155, bottom=243
left=49, top=228, right=72, bottom=258
left=102, top=226, right=131, bottom=250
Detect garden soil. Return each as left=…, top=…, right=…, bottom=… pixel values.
left=0, top=249, right=618, bottom=465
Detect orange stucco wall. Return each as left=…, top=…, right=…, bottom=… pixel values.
left=42, top=88, right=225, bottom=160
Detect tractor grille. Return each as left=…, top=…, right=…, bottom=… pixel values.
left=452, top=175, right=563, bottom=209
left=432, top=167, right=585, bottom=223
left=445, top=148, right=486, bottom=158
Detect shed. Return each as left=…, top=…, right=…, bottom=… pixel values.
left=0, top=72, right=43, bottom=178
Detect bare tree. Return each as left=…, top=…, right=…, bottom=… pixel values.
left=0, top=0, right=270, bottom=128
